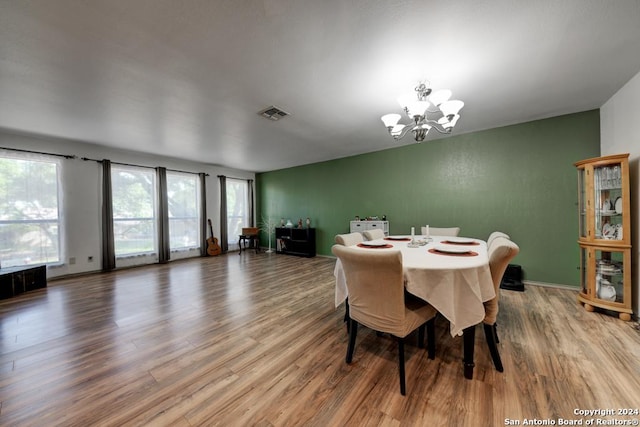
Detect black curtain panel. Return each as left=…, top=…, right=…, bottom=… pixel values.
left=101, top=159, right=116, bottom=271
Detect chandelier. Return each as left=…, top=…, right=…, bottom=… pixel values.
left=381, top=81, right=464, bottom=142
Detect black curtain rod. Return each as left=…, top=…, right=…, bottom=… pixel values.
left=1, top=147, right=76, bottom=159
left=217, top=175, right=253, bottom=181
left=167, top=168, right=209, bottom=176
left=81, top=157, right=208, bottom=176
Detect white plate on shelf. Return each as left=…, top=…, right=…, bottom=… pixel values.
left=443, top=237, right=475, bottom=244
left=602, top=223, right=615, bottom=238
left=434, top=245, right=471, bottom=254
left=615, top=197, right=623, bottom=214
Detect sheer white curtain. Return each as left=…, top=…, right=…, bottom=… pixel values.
left=0, top=151, right=63, bottom=268
left=105, top=164, right=203, bottom=266
left=225, top=178, right=250, bottom=251
left=110, top=165, right=158, bottom=258
left=166, top=171, right=201, bottom=252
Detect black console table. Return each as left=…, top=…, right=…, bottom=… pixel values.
left=0, top=265, right=47, bottom=299
left=275, top=227, right=316, bottom=257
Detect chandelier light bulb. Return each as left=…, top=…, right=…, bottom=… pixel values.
left=428, top=89, right=452, bottom=107
left=405, top=100, right=430, bottom=119
left=438, top=114, right=460, bottom=129
left=381, top=113, right=401, bottom=128
left=397, top=93, right=416, bottom=110
left=391, top=124, right=406, bottom=137
left=439, top=100, right=464, bottom=119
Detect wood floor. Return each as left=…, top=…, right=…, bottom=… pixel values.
left=1, top=253, right=639, bottom=427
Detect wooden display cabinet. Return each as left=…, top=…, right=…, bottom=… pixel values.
left=575, top=153, right=632, bottom=321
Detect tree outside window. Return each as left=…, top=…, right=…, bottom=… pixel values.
left=226, top=178, right=249, bottom=247
left=167, top=172, right=200, bottom=250
left=111, top=166, right=157, bottom=257
left=0, top=156, right=61, bottom=267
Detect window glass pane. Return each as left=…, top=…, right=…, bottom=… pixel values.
left=167, top=172, right=200, bottom=250
left=111, top=166, right=157, bottom=257
left=0, top=156, right=61, bottom=267
left=226, top=178, right=248, bottom=246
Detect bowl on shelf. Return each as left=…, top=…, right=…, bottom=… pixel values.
left=597, top=284, right=616, bottom=301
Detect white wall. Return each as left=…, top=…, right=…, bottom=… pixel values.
left=600, top=70, right=640, bottom=318
left=0, top=130, right=254, bottom=278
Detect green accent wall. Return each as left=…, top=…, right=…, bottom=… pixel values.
left=256, top=110, right=600, bottom=286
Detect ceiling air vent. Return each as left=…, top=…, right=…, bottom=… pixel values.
left=258, top=105, right=289, bottom=121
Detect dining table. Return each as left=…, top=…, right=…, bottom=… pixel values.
left=333, top=234, right=495, bottom=379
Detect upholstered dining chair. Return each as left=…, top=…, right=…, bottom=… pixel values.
left=334, top=232, right=364, bottom=329
left=331, top=244, right=437, bottom=395
left=335, top=232, right=364, bottom=246
left=483, top=236, right=520, bottom=372
left=487, top=231, right=510, bottom=250
left=362, top=228, right=385, bottom=240
left=421, top=226, right=460, bottom=237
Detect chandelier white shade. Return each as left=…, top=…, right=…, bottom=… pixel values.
left=381, top=82, right=464, bottom=142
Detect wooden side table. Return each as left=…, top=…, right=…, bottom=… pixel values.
left=239, top=227, right=259, bottom=254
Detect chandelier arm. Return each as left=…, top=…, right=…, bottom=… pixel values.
left=394, top=123, right=415, bottom=140
left=421, top=119, right=453, bottom=135
left=430, top=125, right=453, bottom=135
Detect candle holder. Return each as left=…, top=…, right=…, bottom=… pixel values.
left=408, top=226, right=420, bottom=248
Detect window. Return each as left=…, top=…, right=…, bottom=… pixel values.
left=0, top=155, right=61, bottom=268
left=166, top=172, right=201, bottom=251
left=226, top=178, right=249, bottom=247
left=111, top=166, right=157, bottom=257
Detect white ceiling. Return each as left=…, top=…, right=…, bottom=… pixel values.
left=1, top=1, right=640, bottom=172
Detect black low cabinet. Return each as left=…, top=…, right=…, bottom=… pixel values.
left=0, top=265, right=47, bottom=299
left=276, top=227, right=316, bottom=257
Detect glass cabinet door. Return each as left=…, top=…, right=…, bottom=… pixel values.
left=579, top=246, right=588, bottom=295
left=577, top=167, right=587, bottom=239
left=593, top=162, right=623, bottom=241
left=594, top=249, right=625, bottom=305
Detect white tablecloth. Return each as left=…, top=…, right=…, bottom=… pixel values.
left=334, top=236, right=495, bottom=337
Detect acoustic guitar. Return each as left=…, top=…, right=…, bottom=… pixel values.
left=207, top=219, right=222, bottom=256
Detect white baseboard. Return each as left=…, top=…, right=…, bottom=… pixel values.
left=523, top=280, right=579, bottom=291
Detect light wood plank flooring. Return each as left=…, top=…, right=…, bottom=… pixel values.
left=1, top=253, right=639, bottom=426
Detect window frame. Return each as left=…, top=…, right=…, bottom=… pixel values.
left=0, top=152, right=63, bottom=268
left=110, top=165, right=158, bottom=258
left=225, top=178, right=250, bottom=248
left=166, top=171, right=202, bottom=252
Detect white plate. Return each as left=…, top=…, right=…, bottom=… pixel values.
left=615, top=197, right=622, bottom=214
left=360, top=241, right=388, bottom=247
left=443, top=237, right=475, bottom=244
left=602, top=223, right=615, bottom=238
left=434, top=245, right=471, bottom=254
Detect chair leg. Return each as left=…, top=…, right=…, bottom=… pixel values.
left=463, top=325, right=476, bottom=379
left=398, top=339, right=406, bottom=396
left=343, top=299, right=350, bottom=333
left=426, top=317, right=436, bottom=359
left=494, top=323, right=500, bottom=344
left=483, top=323, right=504, bottom=372
left=418, top=324, right=425, bottom=349
left=346, top=319, right=358, bottom=363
